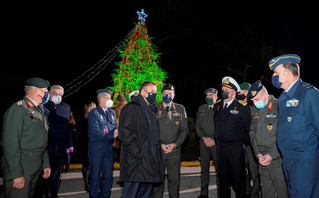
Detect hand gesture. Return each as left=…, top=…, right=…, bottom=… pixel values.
left=203, top=137, right=215, bottom=147
left=43, top=167, right=51, bottom=179
left=13, top=177, right=25, bottom=189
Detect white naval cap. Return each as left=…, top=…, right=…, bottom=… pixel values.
left=129, top=90, right=139, bottom=99
left=221, top=76, right=241, bottom=92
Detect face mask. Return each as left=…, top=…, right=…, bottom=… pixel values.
left=254, top=98, right=267, bottom=109
left=236, top=94, right=246, bottom=101
left=146, top=92, right=156, bottom=104
left=42, top=92, right=50, bottom=104
left=105, top=99, right=113, bottom=108
left=52, top=95, right=62, bottom=105
left=271, top=75, right=282, bottom=89
left=163, top=94, right=173, bottom=103
left=206, top=98, right=214, bottom=105
left=220, top=91, right=229, bottom=100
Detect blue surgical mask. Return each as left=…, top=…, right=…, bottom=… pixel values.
left=272, top=75, right=282, bottom=89
left=163, top=94, right=173, bottom=103
left=42, top=92, right=50, bottom=104
left=254, top=97, right=267, bottom=109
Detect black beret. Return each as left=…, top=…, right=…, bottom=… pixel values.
left=25, top=77, right=50, bottom=88
left=162, top=83, right=175, bottom=92
left=96, top=88, right=114, bottom=96
left=247, top=80, right=263, bottom=100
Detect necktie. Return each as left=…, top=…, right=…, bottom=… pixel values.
left=166, top=106, right=170, bottom=112
left=223, top=103, right=228, bottom=112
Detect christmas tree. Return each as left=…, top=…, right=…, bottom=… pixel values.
left=109, top=9, right=167, bottom=103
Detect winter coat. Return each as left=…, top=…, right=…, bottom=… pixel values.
left=119, top=95, right=163, bottom=183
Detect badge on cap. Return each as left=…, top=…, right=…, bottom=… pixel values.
left=286, top=98, right=299, bottom=107
left=251, top=91, right=257, bottom=97
left=287, top=117, right=292, bottom=122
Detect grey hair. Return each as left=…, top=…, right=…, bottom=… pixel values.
left=50, top=85, right=64, bottom=95
left=282, top=62, right=300, bottom=77
left=24, top=85, right=36, bottom=94
left=97, top=92, right=109, bottom=101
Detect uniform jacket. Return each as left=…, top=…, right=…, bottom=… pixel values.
left=155, top=102, right=188, bottom=147
left=277, top=79, right=319, bottom=159
left=195, top=104, right=215, bottom=139
left=119, top=95, right=163, bottom=183
left=88, top=106, right=117, bottom=143
left=45, top=101, right=71, bottom=156
left=250, top=95, right=281, bottom=160
left=1, top=97, right=49, bottom=180
left=213, top=98, right=251, bottom=146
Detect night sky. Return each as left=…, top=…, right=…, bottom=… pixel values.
left=2, top=0, right=318, bottom=122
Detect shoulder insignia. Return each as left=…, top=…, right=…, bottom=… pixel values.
left=238, top=100, right=247, bottom=106
left=27, top=101, right=34, bottom=108
left=302, top=82, right=314, bottom=89
left=17, top=100, right=23, bottom=105
left=267, top=102, right=273, bottom=110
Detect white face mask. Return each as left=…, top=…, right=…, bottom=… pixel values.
left=51, top=95, right=62, bottom=105
left=105, top=99, right=113, bottom=108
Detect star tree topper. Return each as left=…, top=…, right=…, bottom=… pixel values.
left=137, top=9, right=148, bottom=22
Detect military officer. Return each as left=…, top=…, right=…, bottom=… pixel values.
left=269, top=54, right=319, bottom=198
left=238, top=82, right=261, bottom=198
left=152, top=83, right=189, bottom=198
left=213, top=76, right=251, bottom=198
left=88, top=88, right=118, bottom=198
left=247, top=80, right=288, bottom=198
left=195, top=88, right=219, bottom=198
left=1, top=77, right=51, bottom=198
left=236, top=82, right=251, bottom=102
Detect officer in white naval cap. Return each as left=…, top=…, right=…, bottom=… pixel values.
left=213, top=76, right=251, bottom=198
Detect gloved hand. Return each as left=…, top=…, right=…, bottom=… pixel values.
left=66, top=147, right=74, bottom=153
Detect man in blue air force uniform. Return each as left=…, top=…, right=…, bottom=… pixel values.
left=269, top=54, right=319, bottom=198
left=88, top=88, right=118, bottom=198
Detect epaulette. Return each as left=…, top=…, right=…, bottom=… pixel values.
left=302, top=82, right=314, bottom=89
left=238, top=100, right=247, bottom=106
left=215, top=99, right=222, bottom=104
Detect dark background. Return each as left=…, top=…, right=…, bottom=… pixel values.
left=2, top=0, right=318, bottom=124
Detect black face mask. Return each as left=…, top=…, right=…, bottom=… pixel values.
left=220, top=91, right=229, bottom=100
left=236, top=94, right=246, bottom=101
left=144, top=89, right=156, bottom=104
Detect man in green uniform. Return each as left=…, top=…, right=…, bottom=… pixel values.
left=195, top=88, right=219, bottom=198
left=152, top=83, right=189, bottom=198
left=1, top=77, right=51, bottom=198
left=247, top=80, right=288, bottom=198
left=238, top=82, right=261, bottom=198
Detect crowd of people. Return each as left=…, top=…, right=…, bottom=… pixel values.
left=1, top=53, right=318, bottom=198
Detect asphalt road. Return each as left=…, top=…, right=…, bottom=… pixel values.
left=57, top=166, right=223, bottom=198
left=1, top=165, right=236, bottom=197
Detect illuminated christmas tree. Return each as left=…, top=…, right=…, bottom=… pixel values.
left=109, top=9, right=167, bottom=103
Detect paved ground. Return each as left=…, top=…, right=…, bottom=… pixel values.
left=1, top=165, right=235, bottom=198
left=58, top=166, right=222, bottom=198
